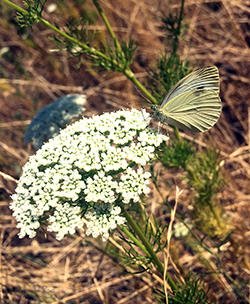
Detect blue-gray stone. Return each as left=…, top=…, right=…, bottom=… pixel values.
left=24, top=94, right=86, bottom=150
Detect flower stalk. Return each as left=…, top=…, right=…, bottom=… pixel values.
left=120, top=205, right=178, bottom=292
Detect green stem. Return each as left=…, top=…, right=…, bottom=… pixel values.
left=92, top=0, right=122, bottom=53
left=173, top=0, right=185, bottom=54
left=119, top=225, right=150, bottom=256
left=2, top=0, right=158, bottom=105
left=173, top=126, right=182, bottom=143
left=1, top=0, right=116, bottom=64
left=207, top=201, right=222, bottom=228
left=120, top=206, right=177, bottom=292
left=126, top=71, right=158, bottom=104
left=167, top=0, right=185, bottom=140
left=40, top=19, right=110, bottom=60
left=92, top=0, right=157, bottom=104
left=1, top=0, right=27, bottom=14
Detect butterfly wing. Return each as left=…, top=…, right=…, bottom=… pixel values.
left=160, top=66, right=220, bottom=109
left=161, top=89, right=221, bottom=132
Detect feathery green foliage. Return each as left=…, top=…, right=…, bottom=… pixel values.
left=149, top=54, right=190, bottom=103
left=117, top=208, right=169, bottom=271
left=93, top=38, right=138, bottom=72
left=155, top=274, right=213, bottom=304
left=158, top=137, right=195, bottom=169
left=148, top=0, right=190, bottom=102
left=16, top=0, right=46, bottom=27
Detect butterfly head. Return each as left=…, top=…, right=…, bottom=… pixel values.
left=151, top=104, right=168, bottom=123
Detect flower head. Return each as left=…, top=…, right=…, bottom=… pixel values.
left=11, top=109, right=167, bottom=241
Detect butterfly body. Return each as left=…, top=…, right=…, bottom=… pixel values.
left=153, top=66, right=222, bottom=132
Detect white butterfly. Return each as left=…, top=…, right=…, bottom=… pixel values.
left=152, top=66, right=221, bottom=132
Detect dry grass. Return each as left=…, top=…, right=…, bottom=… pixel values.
left=0, top=0, right=250, bottom=303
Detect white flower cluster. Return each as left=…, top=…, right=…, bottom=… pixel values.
left=11, top=109, right=168, bottom=241
left=85, top=204, right=126, bottom=241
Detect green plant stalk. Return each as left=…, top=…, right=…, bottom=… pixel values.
left=2, top=0, right=158, bottom=105
left=173, top=126, right=182, bottom=143
left=92, top=0, right=122, bottom=53
left=185, top=165, right=200, bottom=185
left=206, top=201, right=222, bottom=228
left=186, top=165, right=223, bottom=228
left=127, top=72, right=158, bottom=104
left=164, top=0, right=185, bottom=139
left=1, top=0, right=111, bottom=61
left=92, top=0, right=157, bottom=104
left=174, top=0, right=186, bottom=144
left=119, top=225, right=150, bottom=255
left=173, top=0, right=185, bottom=54
left=120, top=205, right=177, bottom=292
left=1, top=0, right=28, bottom=13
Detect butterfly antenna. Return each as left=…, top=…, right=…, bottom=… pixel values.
left=134, top=87, right=151, bottom=104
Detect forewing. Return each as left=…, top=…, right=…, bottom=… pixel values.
left=162, top=89, right=221, bottom=132
left=160, top=66, right=220, bottom=109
